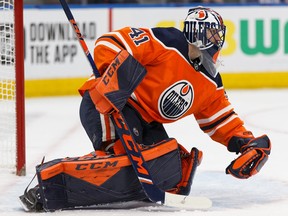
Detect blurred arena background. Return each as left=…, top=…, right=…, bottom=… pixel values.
left=22, top=0, right=288, bottom=97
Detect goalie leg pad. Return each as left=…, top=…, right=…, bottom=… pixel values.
left=31, top=138, right=182, bottom=211
left=168, top=145, right=203, bottom=195
left=179, top=147, right=203, bottom=195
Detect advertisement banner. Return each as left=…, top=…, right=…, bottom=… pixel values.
left=24, top=8, right=109, bottom=79
left=22, top=5, right=288, bottom=94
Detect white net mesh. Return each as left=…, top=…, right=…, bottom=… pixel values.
left=0, top=0, right=16, bottom=169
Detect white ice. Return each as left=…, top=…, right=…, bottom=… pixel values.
left=0, top=89, right=287, bottom=216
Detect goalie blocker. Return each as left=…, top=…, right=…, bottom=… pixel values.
left=20, top=138, right=202, bottom=212
left=85, top=49, right=147, bottom=114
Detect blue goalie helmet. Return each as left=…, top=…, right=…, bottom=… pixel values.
left=183, top=7, right=226, bottom=51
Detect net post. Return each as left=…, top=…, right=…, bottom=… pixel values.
left=15, top=0, right=25, bottom=176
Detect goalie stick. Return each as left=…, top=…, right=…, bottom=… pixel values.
left=58, top=0, right=212, bottom=210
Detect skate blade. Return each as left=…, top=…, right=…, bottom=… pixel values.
left=19, top=195, right=31, bottom=212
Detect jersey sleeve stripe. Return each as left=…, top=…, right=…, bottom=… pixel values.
left=108, top=32, right=133, bottom=56
left=206, top=114, right=238, bottom=137
left=196, top=104, right=233, bottom=124
left=98, top=35, right=126, bottom=49
left=200, top=111, right=235, bottom=131
left=94, top=41, right=121, bottom=53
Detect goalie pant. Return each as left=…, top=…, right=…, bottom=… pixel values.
left=21, top=138, right=202, bottom=212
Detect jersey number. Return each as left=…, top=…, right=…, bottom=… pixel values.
left=129, top=28, right=149, bottom=46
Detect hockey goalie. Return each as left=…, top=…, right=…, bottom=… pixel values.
left=20, top=50, right=203, bottom=211
left=20, top=6, right=271, bottom=212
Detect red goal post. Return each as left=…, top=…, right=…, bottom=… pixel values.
left=0, top=0, right=25, bottom=176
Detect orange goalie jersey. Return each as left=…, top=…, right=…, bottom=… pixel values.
left=79, top=26, right=253, bottom=147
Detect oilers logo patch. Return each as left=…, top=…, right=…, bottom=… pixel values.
left=158, top=80, right=194, bottom=120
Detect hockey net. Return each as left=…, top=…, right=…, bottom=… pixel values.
left=0, top=0, right=25, bottom=175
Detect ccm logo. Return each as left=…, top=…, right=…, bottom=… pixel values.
left=75, top=161, right=118, bottom=170
left=123, top=134, right=149, bottom=176
left=70, top=19, right=83, bottom=41
left=112, top=112, right=149, bottom=177
left=102, top=57, right=121, bottom=85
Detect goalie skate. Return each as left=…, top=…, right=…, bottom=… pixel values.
left=19, top=185, right=43, bottom=212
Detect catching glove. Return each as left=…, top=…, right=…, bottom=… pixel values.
left=226, top=135, right=271, bottom=179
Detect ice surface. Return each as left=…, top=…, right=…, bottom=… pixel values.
left=0, top=89, right=287, bottom=215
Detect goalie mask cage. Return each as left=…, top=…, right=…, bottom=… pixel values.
left=0, top=0, right=25, bottom=176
